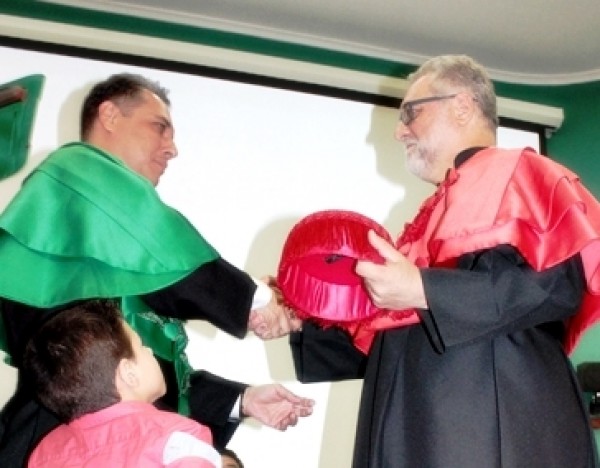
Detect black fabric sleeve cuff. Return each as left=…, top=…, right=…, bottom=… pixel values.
left=290, top=322, right=367, bottom=383
left=142, top=257, right=256, bottom=338
left=188, top=370, right=248, bottom=450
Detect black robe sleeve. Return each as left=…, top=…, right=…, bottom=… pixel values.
left=140, top=257, right=259, bottom=449
left=187, top=371, right=248, bottom=451
left=141, top=257, right=257, bottom=338
left=290, top=322, right=367, bottom=383
left=289, top=245, right=584, bottom=383
left=0, top=257, right=258, bottom=365
left=419, top=244, right=584, bottom=353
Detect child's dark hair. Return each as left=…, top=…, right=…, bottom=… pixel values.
left=220, top=447, right=244, bottom=467
left=23, top=299, right=133, bottom=422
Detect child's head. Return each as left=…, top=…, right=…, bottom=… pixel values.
left=23, top=299, right=166, bottom=422
left=221, top=448, right=244, bottom=468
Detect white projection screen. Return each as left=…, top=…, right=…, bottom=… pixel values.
left=0, top=41, right=542, bottom=468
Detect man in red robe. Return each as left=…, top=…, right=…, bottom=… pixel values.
left=289, top=55, right=600, bottom=467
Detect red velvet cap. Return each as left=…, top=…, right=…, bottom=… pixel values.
left=277, top=210, right=392, bottom=325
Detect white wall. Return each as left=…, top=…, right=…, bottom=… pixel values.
left=0, top=44, right=540, bottom=467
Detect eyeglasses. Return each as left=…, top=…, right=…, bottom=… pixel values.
left=399, top=94, right=457, bottom=126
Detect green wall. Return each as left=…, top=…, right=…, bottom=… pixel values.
left=496, top=81, right=600, bottom=194
left=2, top=1, right=599, bottom=192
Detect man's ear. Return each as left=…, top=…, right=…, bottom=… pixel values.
left=97, top=100, right=119, bottom=132
left=453, top=92, right=475, bottom=126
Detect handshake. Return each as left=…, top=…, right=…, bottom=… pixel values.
left=248, top=275, right=303, bottom=340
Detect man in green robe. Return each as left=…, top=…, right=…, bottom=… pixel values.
left=0, top=73, right=312, bottom=466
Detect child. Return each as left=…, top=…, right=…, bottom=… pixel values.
left=23, top=299, right=220, bottom=467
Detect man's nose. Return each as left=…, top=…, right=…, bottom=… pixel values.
left=165, top=139, right=178, bottom=159
left=394, top=121, right=410, bottom=141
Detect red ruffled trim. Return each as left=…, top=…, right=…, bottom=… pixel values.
left=277, top=210, right=393, bottom=325
left=417, top=148, right=600, bottom=354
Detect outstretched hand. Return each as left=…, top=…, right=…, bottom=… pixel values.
left=241, top=384, right=315, bottom=430
left=248, top=276, right=303, bottom=339
left=355, top=230, right=427, bottom=310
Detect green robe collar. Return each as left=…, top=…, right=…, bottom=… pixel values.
left=0, top=142, right=218, bottom=307
left=1, top=142, right=219, bottom=413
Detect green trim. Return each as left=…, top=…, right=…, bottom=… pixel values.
left=0, top=74, right=45, bottom=179
left=0, top=0, right=414, bottom=78
left=3, top=3, right=600, bottom=191
left=496, top=80, right=600, bottom=193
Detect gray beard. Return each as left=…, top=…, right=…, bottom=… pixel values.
left=405, top=150, right=430, bottom=180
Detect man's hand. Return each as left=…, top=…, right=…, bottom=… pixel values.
left=241, top=384, right=315, bottom=430
left=248, top=276, right=303, bottom=339
left=355, top=230, right=427, bottom=310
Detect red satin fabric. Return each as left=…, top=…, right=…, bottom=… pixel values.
left=278, top=210, right=395, bottom=324
left=278, top=148, right=600, bottom=355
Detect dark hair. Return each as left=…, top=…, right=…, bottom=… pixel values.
left=23, top=299, right=133, bottom=422
left=220, top=448, right=244, bottom=468
left=80, top=73, right=170, bottom=140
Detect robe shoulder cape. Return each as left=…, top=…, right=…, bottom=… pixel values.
left=0, top=142, right=219, bottom=413
left=289, top=148, right=600, bottom=354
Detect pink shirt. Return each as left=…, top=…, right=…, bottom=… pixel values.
left=28, top=401, right=220, bottom=468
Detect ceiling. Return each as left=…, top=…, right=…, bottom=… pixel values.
left=43, top=0, right=600, bottom=85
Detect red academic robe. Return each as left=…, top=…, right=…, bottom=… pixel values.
left=289, top=147, right=600, bottom=468
left=282, top=147, right=600, bottom=355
